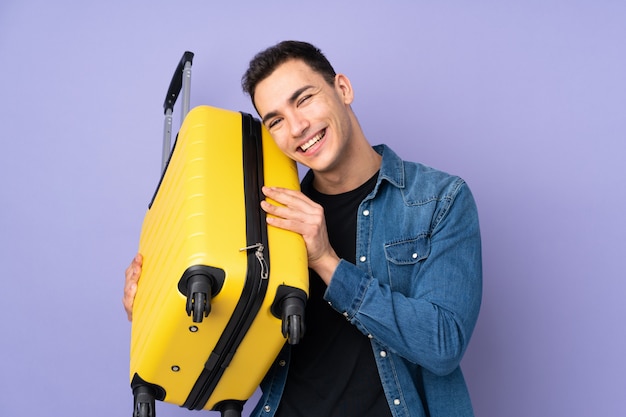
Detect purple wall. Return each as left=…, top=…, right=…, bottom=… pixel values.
left=1, top=1, right=624, bottom=416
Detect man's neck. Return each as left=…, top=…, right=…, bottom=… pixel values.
left=312, top=144, right=382, bottom=195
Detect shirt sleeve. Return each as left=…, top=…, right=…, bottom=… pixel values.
left=323, top=182, right=482, bottom=376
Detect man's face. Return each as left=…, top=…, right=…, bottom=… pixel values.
left=254, top=59, right=354, bottom=174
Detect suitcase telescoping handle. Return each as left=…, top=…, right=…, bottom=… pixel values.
left=161, top=51, right=194, bottom=171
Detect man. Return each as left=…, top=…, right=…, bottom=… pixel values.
left=124, top=41, right=482, bottom=417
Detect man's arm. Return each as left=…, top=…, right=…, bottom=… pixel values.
left=326, top=183, right=482, bottom=376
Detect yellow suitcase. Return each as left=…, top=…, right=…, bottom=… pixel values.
left=129, top=52, right=308, bottom=417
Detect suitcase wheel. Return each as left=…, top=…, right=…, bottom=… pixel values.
left=189, top=290, right=209, bottom=323
left=216, top=400, right=244, bottom=417
left=285, top=314, right=303, bottom=345
left=179, top=266, right=225, bottom=324
left=280, top=295, right=306, bottom=345
left=135, top=402, right=152, bottom=417
left=133, top=385, right=156, bottom=417
left=185, top=274, right=213, bottom=323
left=271, top=286, right=307, bottom=345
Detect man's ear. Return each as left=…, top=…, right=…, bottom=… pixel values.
left=335, top=74, right=354, bottom=105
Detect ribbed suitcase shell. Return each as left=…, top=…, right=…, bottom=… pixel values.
left=130, top=105, right=308, bottom=412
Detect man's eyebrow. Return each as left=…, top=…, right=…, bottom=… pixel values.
left=261, top=111, right=278, bottom=126
left=261, top=85, right=314, bottom=125
left=289, top=85, right=314, bottom=104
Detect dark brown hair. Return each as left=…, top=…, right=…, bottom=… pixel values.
left=241, top=40, right=336, bottom=104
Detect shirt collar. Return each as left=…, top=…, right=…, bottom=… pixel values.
left=373, top=144, right=405, bottom=189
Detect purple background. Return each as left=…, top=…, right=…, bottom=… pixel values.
left=1, top=1, right=624, bottom=416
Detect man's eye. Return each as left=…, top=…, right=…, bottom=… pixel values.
left=297, top=95, right=312, bottom=106
left=268, top=118, right=282, bottom=129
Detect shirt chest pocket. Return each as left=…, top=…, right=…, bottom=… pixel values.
left=383, top=235, right=430, bottom=292
left=384, top=235, right=430, bottom=264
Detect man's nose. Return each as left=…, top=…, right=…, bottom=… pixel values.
left=289, top=112, right=309, bottom=138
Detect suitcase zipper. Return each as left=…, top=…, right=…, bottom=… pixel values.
left=240, top=243, right=269, bottom=280
left=183, top=113, right=270, bottom=411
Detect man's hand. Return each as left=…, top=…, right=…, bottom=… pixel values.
left=123, top=254, right=142, bottom=321
left=261, top=186, right=340, bottom=285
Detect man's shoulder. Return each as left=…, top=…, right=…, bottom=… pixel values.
left=377, top=144, right=466, bottom=200
left=404, top=162, right=466, bottom=205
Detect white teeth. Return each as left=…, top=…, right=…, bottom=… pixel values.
left=300, top=131, right=325, bottom=152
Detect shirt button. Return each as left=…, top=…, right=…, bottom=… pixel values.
left=359, top=256, right=366, bottom=262
left=367, top=334, right=373, bottom=339
left=363, top=209, right=370, bottom=216
left=278, top=360, right=286, bottom=367
left=343, top=312, right=349, bottom=317
left=394, top=399, right=401, bottom=406
left=263, top=405, right=271, bottom=412
left=380, top=351, right=387, bottom=358
left=412, top=253, right=418, bottom=259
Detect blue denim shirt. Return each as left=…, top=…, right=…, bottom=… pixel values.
left=251, top=144, right=482, bottom=417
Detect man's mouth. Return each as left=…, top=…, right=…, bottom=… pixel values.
left=299, top=130, right=326, bottom=152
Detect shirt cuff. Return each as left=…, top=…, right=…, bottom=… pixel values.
left=323, top=259, right=371, bottom=320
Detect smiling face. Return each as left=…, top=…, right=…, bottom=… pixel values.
left=253, top=59, right=359, bottom=177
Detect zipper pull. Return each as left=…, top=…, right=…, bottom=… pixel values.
left=239, top=243, right=269, bottom=280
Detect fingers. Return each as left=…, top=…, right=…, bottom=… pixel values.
left=261, top=187, right=340, bottom=284
left=123, top=253, right=142, bottom=321
left=262, top=189, right=318, bottom=233
left=263, top=187, right=316, bottom=221
left=262, top=186, right=311, bottom=205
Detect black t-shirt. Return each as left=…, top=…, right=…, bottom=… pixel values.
left=275, top=170, right=392, bottom=417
